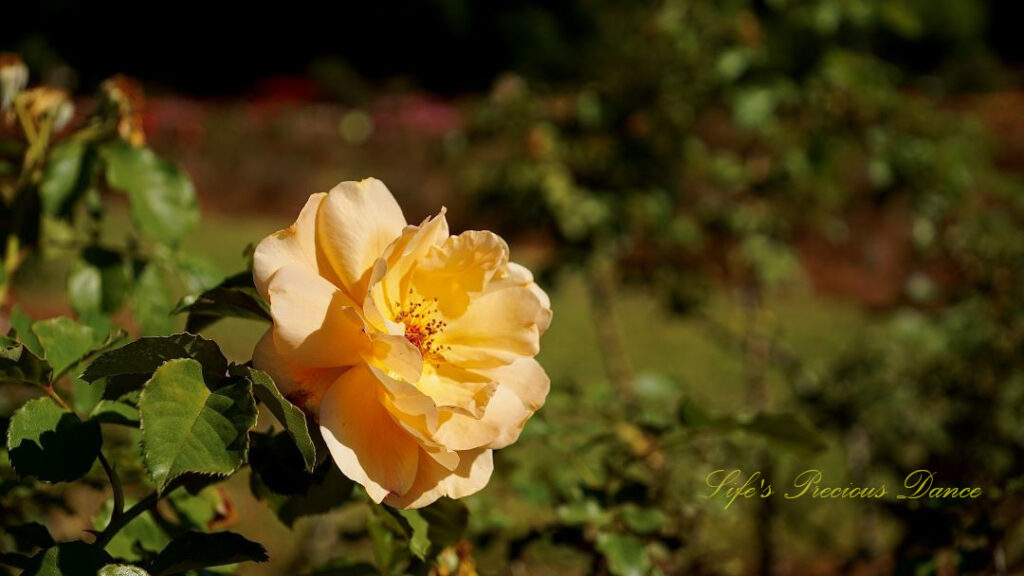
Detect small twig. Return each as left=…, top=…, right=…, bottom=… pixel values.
left=43, top=385, right=73, bottom=412
left=94, top=490, right=163, bottom=549
left=98, top=452, right=125, bottom=526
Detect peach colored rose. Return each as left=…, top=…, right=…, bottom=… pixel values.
left=253, top=178, right=551, bottom=508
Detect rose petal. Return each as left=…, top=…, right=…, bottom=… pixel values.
left=412, top=230, right=508, bottom=318
left=317, top=179, right=407, bottom=301
left=319, top=365, right=420, bottom=503
left=383, top=448, right=494, bottom=509
left=429, top=357, right=549, bottom=451
left=369, top=333, right=423, bottom=384
left=251, top=329, right=342, bottom=413
left=267, top=265, right=370, bottom=368
left=441, top=283, right=547, bottom=368
left=253, top=193, right=339, bottom=301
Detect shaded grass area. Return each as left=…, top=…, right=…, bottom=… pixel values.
left=10, top=207, right=877, bottom=573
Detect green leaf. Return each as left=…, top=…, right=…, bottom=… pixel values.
left=101, top=142, right=198, bottom=247
left=166, top=487, right=222, bottom=530
left=595, top=533, right=650, bottom=576
left=68, top=247, right=130, bottom=317
left=89, top=400, right=140, bottom=426
left=7, top=397, right=101, bottom=482
left=147, top=531, right=268, bottom=576
left=175, top=271, right=270, bottom=333
left=9, top=306, right=42, bottom=356
left=741, top=412, right=827, bottom=453
left=139, top=359, right=256, bottom=492
left=6, top=523, right=55, bottom=551
left=72, top=376, right=105, bottom=415
left=249, top=459, right=355, bottom=527
left=99, top=566, right=150, bottom=576
left=170, top=253, right=225, bottom=294
left=22, top=542, right=112, bottom=576
left=418, top=499, right=469, bottom=549
left=620, top=506, right=666, bottom=535
left=384, top=497, right=469, bottom=559
left=234, top=366, right=315, bottom=470
left=31, top=317, right=96, bottom=377
left=557, top=499, right=613, bottom=527
left=39, top=141, right=92, bottom=219
left=0, top=336, right=52, bottom=385
left=131, top=263, right=175, bottom=336
left=396, top=509, right=431, bottom=560
left=82, top=334, right=228, bottom=399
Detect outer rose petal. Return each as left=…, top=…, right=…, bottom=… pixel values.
left=252, top=329, right=342, bottom=413
left=430, top=357, right=550, bottom=451
left=484, top=261, right=552, bottom=333
left=267, top=265, right=370, bottom=367
left=317, top=179, right=407, bottom=301
left=320, top=365, right=421, bottom=503
left=253, top=193, right=339, bottom=301
left=384, top=448, right=494, bottom=509
left=441, top=284, right=547, bottom=368
left=477, top=357, right=550, bottom=449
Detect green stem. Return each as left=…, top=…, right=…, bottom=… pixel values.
left=98, top=453, right=125, bottom=525
left=95, top=490, right=162, bottom=549
left=43, top=384, right=72, bottom=411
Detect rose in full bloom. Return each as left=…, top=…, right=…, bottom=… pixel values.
left=252, top=178, right=551, bottom=508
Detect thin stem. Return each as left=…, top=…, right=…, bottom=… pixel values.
left=98, top=453, right=125, bottom=525
left=43, top=384, right=72, bottom=411
left=94, top=490, right=162, bottom=549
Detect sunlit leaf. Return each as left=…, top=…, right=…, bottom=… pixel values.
left=31, top=317, right=95, bottom=377
left=138, top=359, right=256, bottom=492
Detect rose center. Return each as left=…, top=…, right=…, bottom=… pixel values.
left=394, top=292, right=449, bottom=361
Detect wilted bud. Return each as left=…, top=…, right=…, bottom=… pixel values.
left=19, top=87, right=74, bottom=131
left=0, top=53, right=29, bottom=112
left=100, top=74, right=146, bottom=146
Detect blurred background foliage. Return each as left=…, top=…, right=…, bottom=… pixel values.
left=3, top=0, right=1023, bottom=574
